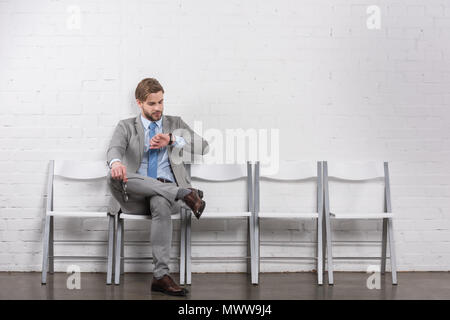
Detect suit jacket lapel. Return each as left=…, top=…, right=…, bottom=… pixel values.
left=162, top=115, right=171, bottom=134
left=135, top=115, right=145, bottom=162
left=162, top=115, right=175, bottom=162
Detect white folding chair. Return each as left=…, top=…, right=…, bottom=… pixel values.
left=323, top=161, right=398, bottom=285
left=182, top=162, right=257, bottom=285
left=254, top=161, right=324, bottom=285
left=41, top=160, right=115, bottom=285
left=114, top=204, right=186, bottom=285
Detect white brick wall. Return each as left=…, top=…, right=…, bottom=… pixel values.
left=1, top=0, right=449, bottom=272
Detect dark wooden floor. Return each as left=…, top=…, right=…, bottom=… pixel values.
left=0, top=272, right=449, bottom=300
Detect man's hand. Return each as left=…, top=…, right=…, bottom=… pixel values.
left=111, top=161, right=128, bottom=182
left=150, top=133, right=170, bottom=149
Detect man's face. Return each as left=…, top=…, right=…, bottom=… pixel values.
left=137, top=90, right=164, bottom=121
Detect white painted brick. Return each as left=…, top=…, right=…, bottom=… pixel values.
left=0, top=208, right=43, bottom=219
left=5, top=219, right=42, bottom=231
left=0, top=230, right=42, bottom=242
left=6, top=241, right=41, bottom=254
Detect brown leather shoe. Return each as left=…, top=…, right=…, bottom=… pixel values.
left=188, top=188, right=203, bottom=199
left=151, top=274, right=189, bottom=296
left=183, top=189, right=206, bottom=219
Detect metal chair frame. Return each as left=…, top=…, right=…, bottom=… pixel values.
left=254, top=161, right=324, bottom=285
left=182, top=161, right=257, bottom=285
left=41, top=160, right=115, bottom=285
left=322, top=161, right=398, bottom=285
left=113, top=210, right=186, bottom=285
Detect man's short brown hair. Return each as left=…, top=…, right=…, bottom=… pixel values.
left=135, top=78, right=164, bottom=101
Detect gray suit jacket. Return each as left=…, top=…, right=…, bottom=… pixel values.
left=106, top=114, right=209, bottom=214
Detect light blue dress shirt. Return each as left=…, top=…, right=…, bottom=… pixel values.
left=109, top=115, right=186, bottom=183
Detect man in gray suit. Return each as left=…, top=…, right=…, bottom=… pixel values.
left=106, top=78, right=208, bottom=296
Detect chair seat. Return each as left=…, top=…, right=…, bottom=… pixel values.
left=259, top=212, right=319, bottom=219
left=330, top=212, right=393, bottom=219
left=47, top=211, right=108, bottom=218
left=190, top=211, right=251, bottom=219
left=119, top=213, right=182, bottom=220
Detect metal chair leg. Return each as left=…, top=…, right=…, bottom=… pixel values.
left=179, top=208, right=186, bottom=285
left=186, top=210, right=192, bottom=285
left=41, top=215, right=51, bottom=284
left=255, top=217, right=260, bottom=283
left=249, top=215, right=258, bottom=285
left=120, top=220, right=124, bottom=275
left=246, top=216, right=251, bottom=276
left=317, top=217, right=323, bottom=285
left=49, top=216, right=54, bottom=274
left=114, top=218, right=123, bottom=285
left=106, top=214, right=114, bottom=285
left=381, top=218, right=388, bottom=275
left=322, top=216, right=326, bottom=278
left=324, top=214, right=334, bottom=285
left=388, top=218, right=398, bottom=285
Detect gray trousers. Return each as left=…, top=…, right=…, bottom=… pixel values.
left=107, top=172, right=185, bottom=279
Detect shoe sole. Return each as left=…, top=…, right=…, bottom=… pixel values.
left=151, top=286, right=188, bottom=297
left=194, top=201, right=206, bottom=219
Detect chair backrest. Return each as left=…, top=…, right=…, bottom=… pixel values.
left=186, top=162, right=253, bottom=212
left=46, top=160, right=109, bottom=213
left=255, top=161, right=323, bottom=214
left=189, top=162, right=250, bottom=181
left=259, top=161, right=319, bottom=180
left=324, top=161, right=385, bottom=181
left=323, top=161, right=391, bottom=213
left=53, top=160, right=108, bottom=179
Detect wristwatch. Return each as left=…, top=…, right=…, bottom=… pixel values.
left=168, top=133, right=174, bottom=145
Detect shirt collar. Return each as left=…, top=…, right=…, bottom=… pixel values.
left=140, top=114, right=162, bottom=129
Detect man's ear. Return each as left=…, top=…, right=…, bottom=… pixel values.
left=136, top=99, right=143, bottom=108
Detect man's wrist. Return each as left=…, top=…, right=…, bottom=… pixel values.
left=109, top=159, right=121, bottom=168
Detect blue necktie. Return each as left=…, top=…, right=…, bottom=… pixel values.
left=147, top=122, right=158, bottom=178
